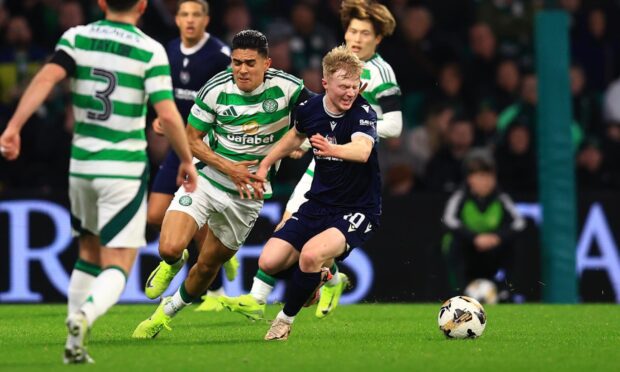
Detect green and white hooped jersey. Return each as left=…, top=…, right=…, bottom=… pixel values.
left=56, top=20, right=174, bottom=180
left=188, top=68, right=304, bottom=199
left=360, top=53, right=400, bottom=120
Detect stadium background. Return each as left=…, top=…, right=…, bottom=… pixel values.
left=1, top=0, right=620, bottom=303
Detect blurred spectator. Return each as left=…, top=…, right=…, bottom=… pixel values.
left=494, top=123, right=537, bottom=195
left=288, top=1, right=336, bottom=75
left=493, top=59, right=521, bottom=111
left=427, top=62, right=471, bottom=118
left=560, top=0, right=587, bottom=39
left=425, top=116, right=475, bottom=193
left=466, top=22, right=500, bottom=99
left=497, top=73, right=536, bottom=136
left=570, top=64, right=603, bottom=140
left=406, top=104, right=454, bottom=178
left=378, top=137, right=415, bottom=188
left=473, top=101, right=499, bottom=148
left=576, top=140, right=610, bottom=191
left=140, top=0, right=179, bottom=43
left=385, top=163, right=415, bottom=196
left=476, top=0, right=535, bottom=58
left=58, top=1, right=85, bottom=33
left=571, top=7, right=619, bottom=93
left=0, top=16, right=47, bottom=107
left=221, top=0, right=252, bottom=45
left=441, top=149, right=526, bottom=301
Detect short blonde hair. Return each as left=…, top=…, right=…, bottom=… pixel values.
left=322, top=45, right=364, bottom=79
left=340, top=0, right=396, bottom=37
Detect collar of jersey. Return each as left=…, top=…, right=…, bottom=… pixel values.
left=322, top=96, right=345, bottom=118
left=180, top=32, right=210, bottom=55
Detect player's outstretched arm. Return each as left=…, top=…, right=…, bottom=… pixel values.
left=0, top=63, right=66, bottom=160
left=185, top=125, right=264, bottom=199
left=152, top=99, right=197, bottom=192
left=310, top=134, right=373, bottom=163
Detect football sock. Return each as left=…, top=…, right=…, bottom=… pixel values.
left=325, top=263, right=340, bottom=287
left=68, top=259, right=101, bottom=315
left=283, top=268, right=323, bottom=317
left=80, top=266, right=126, bottom=327
left=250, top=269, right=275, bottom=303
left=164, top=282, right=194, bottom=317
left=275, top=310, right=295, bottom=324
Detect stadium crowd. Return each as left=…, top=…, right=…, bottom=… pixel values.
left=1, top=0, right=620, bottom=198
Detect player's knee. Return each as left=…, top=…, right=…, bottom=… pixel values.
left=299, top=250, right=322, bottom=272
left=258, top=254, right=281, bottom=275
left=158, top=238, right=185, bottom=262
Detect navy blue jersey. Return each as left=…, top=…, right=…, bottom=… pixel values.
left=294, top=94, right=382, bottom=215
left=167, top=33, right=230, bottom=119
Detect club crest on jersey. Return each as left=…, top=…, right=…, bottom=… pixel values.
left=180, top=71, right=190, bottom=84
left=179, top=195, right=192, bottom=206
left=262, top=99, right=278, bottom=113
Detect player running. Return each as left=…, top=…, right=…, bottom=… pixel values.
left=219, top=0, right=400, bottom=320
left=144, top=0, right=238, bottom=312
left=252, top=45, right=381, bottom=340
left=0, top=0, right=197, bottom=363
left=132, top=30, right=314, bottom=339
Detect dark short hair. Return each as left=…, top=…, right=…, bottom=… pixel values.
left=232, top=30, right=269, bottom=57
left=106, top=0, right=140, bottom=12
left=177, top=0, right=209, bottom=15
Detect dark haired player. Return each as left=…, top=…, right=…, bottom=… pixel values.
left=132, top=30, right=314, bottom=339
left=143, top=0, right=237, bottom=313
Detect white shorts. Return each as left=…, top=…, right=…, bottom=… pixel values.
left=167, top=176, right=263, bottom=250
left=69, top=176, right=147, bottom=248
left=285, top=159, right=315, bottom=214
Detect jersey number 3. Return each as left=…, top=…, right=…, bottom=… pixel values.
left=87, top=68, right=117, bottom=121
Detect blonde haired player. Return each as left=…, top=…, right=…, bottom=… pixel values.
left=0, top=0, right=197, bottom=363
left=220, top=0, right=401, bottom=321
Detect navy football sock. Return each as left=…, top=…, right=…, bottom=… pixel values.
left=283, top=268, right=323, bottom=317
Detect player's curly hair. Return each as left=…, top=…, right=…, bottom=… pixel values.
left=322, top=45, right=364, bottom=79
left=340, top=0, right=396, bottom=37
left=107, top=0, right=141, bottom=12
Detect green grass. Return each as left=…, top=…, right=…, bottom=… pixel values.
left=1, top=304, right=619, bottom=371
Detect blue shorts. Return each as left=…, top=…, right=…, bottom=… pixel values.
left=151, top=150, right=180, bottom=195
left=272, top=199, right=379, bottom=261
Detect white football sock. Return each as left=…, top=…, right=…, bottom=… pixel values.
left=207, top=287, right=225, bottom=297
left=79, top=268, right=126, bottom=327
left=276, top=310, right=295, bottom=324
left=67, top=269, right=98, bottom=315
left=325, top=267, right=341, bottom=287
left=250, top=277, right=273, bottom=304
left=163, top=288, right=191, bottom=317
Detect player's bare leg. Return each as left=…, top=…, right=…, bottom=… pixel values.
left=144, top=211, right=197, bottom=299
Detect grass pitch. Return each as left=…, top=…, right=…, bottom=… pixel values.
left=0, top=304, right=618, bottom=371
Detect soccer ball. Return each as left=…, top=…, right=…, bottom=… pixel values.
left=464, top=278, right=498, bottom=304
left=438, top=296, right=487, bottom=338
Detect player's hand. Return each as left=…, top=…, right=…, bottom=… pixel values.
left=0, top=127, right=21, bottom=161
left=310, top=133, right=335, bottom=158
left=177, top=161, right=198, bottom=193
left=289, top=148, right=307, bottom=159
left=152, top=118, right=165, bottom=136
left=474, top=234, right=500, bottom=251
left=227, top=160, right=265, bottom=199
left=250, top=164, right=269, bottom=200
